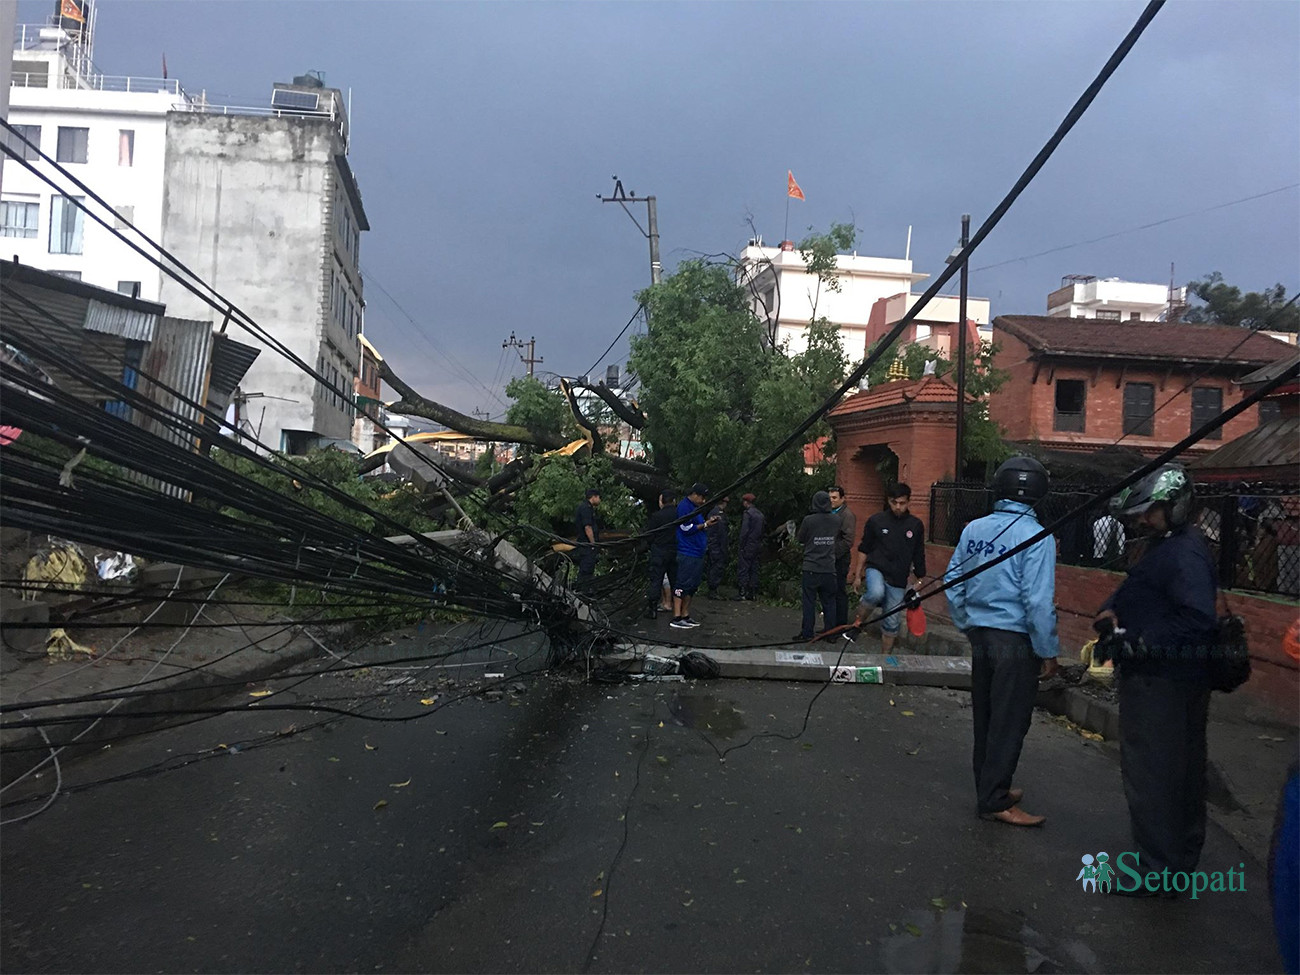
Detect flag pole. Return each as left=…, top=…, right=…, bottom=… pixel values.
left=783, top=194, right=790, bottom=244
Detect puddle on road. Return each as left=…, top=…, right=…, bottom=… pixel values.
left=667, top=694, right=747, bottom=738
left=880, top=905, right=1101, bottom=974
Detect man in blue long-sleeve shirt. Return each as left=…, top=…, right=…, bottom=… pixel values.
left=1097, top=464, right=1218, bottom=897
left=945, top=457, right=1059, bottom=828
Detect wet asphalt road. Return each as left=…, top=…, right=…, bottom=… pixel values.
left=0, top=669, right=1283, bottom=974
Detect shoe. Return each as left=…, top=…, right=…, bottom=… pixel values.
left=681, top=617, right=701, bottom=628
left=791, top=633, right=813, bottom=643
left=979, top=805, right=1045, bottom=827
left=1008, top=787, right=1023, bottom=804
left=669, top=618, right=690, bottom=629
left=643, top=608, right=657, bottom=620
left=659, top=604, right=674, bottom=613
left=732, top=592, right=748, bottom=601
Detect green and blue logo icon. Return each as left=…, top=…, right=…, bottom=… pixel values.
left=1076, top=851, right=1246, bottom=898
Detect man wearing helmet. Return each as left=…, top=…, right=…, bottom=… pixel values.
left=1095, top=463, right=1217, bottom=896
left=944, top=456, right=1061, bottom=828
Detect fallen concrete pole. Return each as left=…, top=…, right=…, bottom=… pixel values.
left=603, top=644, right=974, bottom=688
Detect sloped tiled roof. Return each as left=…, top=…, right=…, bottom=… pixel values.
left=828, top=375, right=959, bottom=417
left=994, top=315, right=1292, bottom=367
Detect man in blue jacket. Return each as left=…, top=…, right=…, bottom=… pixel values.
left=1096, top=464, right=1218, bottom=896
left=672, top=483, right=719, bottom=629
left=945, top=456, right=1060, bottom=827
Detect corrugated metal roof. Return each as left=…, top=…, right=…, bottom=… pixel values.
left=1190, top=415, right=1300, bottom=476
left=207, top=332, right=261, bottom=398
left=1236, top=351, right=1300, bottom=390
left=85, top=299, right=158, bottom=343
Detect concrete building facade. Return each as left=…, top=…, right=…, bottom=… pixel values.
left=1046, top=274, right=1184, bottom=321
left=158, top=79, right=369, bottom=453
left=737, top=242, right=927, bottom=362
left=864, top=291, right=991, bottom=359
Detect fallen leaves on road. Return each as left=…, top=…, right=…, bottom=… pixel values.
left=364, top=742, right=377, bottom=751
left=592, top=889, right=603, bottom=898
left=905, top=923, right=923, bottom=937
left=901, top=711, right=915, bottom=717
left=373, top=800, right=388, bottom=811
left=930, top=896, right=947, bottom=909
left=420, top=698, right=437, bottom=706
left=656, top=756, right=669, bottom=765
left=248, top=690, right=272, bottom=698
left=390, top=779, right=411, bottom=788
left=490, top=821, right=508, bottom=830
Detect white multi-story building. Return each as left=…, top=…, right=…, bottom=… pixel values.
left=5, top=10, right=370, bottom=454
left=1046, top=274, right=1185, bottom=321
left=3, top=18, right=180, bottom=299
left=737, top=241, right=928, bottom=362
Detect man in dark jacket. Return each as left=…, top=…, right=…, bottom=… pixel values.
left=704, top=497, right=730, bottom=598
left=794, top=490, right=839, bottom=642
left=643, top=489, right=679, bottom=619
left=574, top=488, right=601, bottom=588
left=734, top=493, right=764, bottom=600
left=851, top=483, right=926, bottom=654
left=1096, top=464, right=1218, bottom=896
left=829, top=486, right=857, bottom=636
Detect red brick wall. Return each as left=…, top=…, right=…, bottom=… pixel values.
left=833, top=415, right=956, bottom=540
left=988, top=331, right=1270, bottom=453
left=925, top=542, right=1298, bottom=673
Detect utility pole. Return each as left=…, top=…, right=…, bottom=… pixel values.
left=598, top=176, right=661, bottom=327
left=954, top=213, right=971, bottom=483
left=503, top=332, right=543, bottom=377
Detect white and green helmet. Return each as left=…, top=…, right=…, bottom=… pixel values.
left=1110, top=463, right=1194, bottom=527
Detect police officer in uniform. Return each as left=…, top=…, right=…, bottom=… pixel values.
left=1096, top=464, right=1217, bottom=896
left=944, top=457, right=1060, bottom=827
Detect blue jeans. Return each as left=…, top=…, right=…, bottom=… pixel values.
left=858, top=568, right=904, bottom=634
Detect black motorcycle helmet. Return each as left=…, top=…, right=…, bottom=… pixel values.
left=991, top=456, right=1049, bottom=504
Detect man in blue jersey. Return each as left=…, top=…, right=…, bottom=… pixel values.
left=672, top=483, right=719, bottom=629
left=945, top=456, right=1060, bottom=827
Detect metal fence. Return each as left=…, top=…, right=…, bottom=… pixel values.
left=929, top=481, right=1300, bottom=598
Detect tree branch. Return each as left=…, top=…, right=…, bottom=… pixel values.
left=573, top=381, right=646, bottom=430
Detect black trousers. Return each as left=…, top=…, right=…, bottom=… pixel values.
left=706, top=547, right=727, bottom=592
left=833, top=553, right=850, bottom=629
left=576, top=544, right=597, bottom=583
left=969, top=627, right=1041, bottom=814
left=800, top=571, right=837, bottom=638
left=1118, top=671, right=1211, bottom=874
left=646, top=550, right=677, bottom=606
left=737, top=547, right=759, bottom=593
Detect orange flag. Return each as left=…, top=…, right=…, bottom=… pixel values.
left=787, top=171, right=805, bottom=201
left=60, top=0, right=85, bottom=23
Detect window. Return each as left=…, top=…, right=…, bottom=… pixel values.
left=117, top=281, right=140, bottom=297
left=1129, top=311, right=1141, bottom=321
left=1053, top=379, right=1086, bottom=432
left=0, top=199, right=39, bottom=238
left=1260, top=400, right=1281, bottom=426
left=113, top=205, right=134, bottom=229
left=8, top=124, right=41, bottom=161
left=56, top=126, right=89, bottom=164
left=118, top=129, right=134, bottom=167
left=49, top=195, right=85, bottom=254
left=1122, top=382, right=1155, bottom=436
left=1191, top=386, right=1223, bottom=440
left=1095, top=309, right=1122, bottom=321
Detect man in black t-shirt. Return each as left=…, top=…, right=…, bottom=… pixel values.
left=574, top=488, right=601, bottom=587
left=851, top=483, right=927, bottom=653
left=643, top=489, right=679, bottom=618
